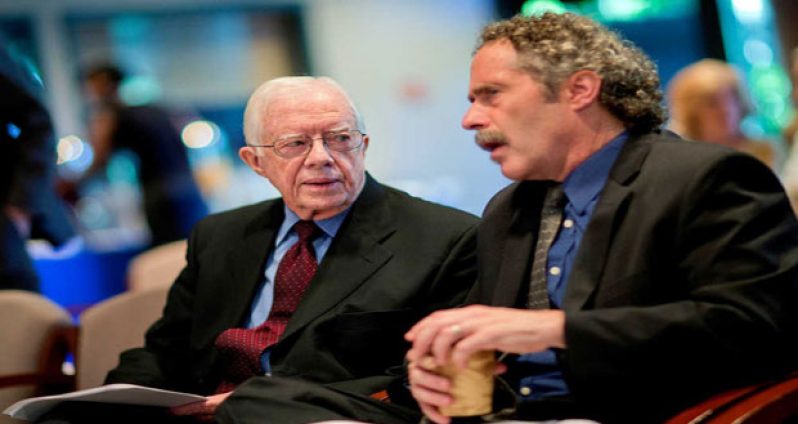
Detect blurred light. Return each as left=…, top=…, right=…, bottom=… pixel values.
left=521, top=0, right=568, bottom=16
left=742, top=38, right=773, bottom=66
left=76, top=195, right=112, bottom=230
left=181, top=120, right=221, bottom=149
left=6, top=122, right=21, bottom=139
left=731, top=0, right=765, bottom=24
left=597, top=0, right=649, bottom=21
left=57, top=135, right=85, bottom=164
left=107, top=151, right=139, bottom=185
left=119, top=75, right=161, bottom=106
left=749, top=65, right=791, bottom=101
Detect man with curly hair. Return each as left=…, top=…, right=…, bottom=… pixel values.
left=406, top=13, right=798, bottom=423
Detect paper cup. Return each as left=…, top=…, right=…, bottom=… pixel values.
left=436, top=350, right=495, bottom=417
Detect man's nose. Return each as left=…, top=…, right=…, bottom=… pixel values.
left=462, top=104, right=486, bottom=130
left=304, top=139, right=334, bottom=164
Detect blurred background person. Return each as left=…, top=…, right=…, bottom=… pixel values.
left=667, top=58, right=779, bottom=169
left=0, top=36, right=75, bottom=291
left=77, top=64, right=208, bottom=247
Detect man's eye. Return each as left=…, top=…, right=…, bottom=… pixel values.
left=281, top=139, right=307, bottom=148
left=328, top=133, right=352, bottom=143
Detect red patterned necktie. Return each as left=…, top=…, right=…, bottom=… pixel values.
left=214, top=220, right=321, bottom=393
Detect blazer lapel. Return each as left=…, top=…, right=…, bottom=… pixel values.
left=280, top=175, right=395, bottom=341
left=563, top=135, right=651, bottom=311
left=492, top=183, right=545, bottom=307
left=219, top=203, right=283, bottom=329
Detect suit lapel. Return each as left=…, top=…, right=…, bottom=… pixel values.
left=492, top=183, right=545, bottom=307
left=221, top=203, right=283, bottom=329
left=563, top=134, right=652, bottom=311
left=280, top=175, right=395, bottom=341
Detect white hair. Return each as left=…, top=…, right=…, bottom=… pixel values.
left=243, top=76, right=366, bottom=145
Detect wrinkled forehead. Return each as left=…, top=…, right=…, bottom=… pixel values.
left=260, top=88, right=358, bottom=135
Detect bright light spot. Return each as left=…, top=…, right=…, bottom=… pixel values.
left=597, top=0, right=649, bottom=21
left=181, top=120, right=220, bottom=149
left=743, top=38, right=773, bottom=66
left=731, top=0, right=764, bottom=24
left=521, top=0, right=567, bottom=16
left=57, top=135, right=85, bottom=164
left=119, top=75, right=162, bottom=106
left=6, top=122, right=21, bottom=139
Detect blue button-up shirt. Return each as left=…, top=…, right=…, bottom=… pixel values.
left=248, top=205, right=349, bottom=373
left=513, top=132, right=628, bottom=400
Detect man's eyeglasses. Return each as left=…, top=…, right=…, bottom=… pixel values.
left=248, top=129, right=366, bottom=159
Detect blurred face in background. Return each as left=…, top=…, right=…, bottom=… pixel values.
left=693, top=87, right=743, bottom=146
left=240, top=84, right=368, bottom=221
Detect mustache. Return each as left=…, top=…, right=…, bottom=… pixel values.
left=475, top=130, right=508, bottom=146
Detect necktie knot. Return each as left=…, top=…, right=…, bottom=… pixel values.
left=294, top=220, right=320, bottom=242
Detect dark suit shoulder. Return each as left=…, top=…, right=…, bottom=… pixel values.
left=192, top=198, right=282, bottom=238
left=380, top=184, right=479, bottom=230
left=629, top=132, right=782, bottom=193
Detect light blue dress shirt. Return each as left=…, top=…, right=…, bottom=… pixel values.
left=247, top=205, right=349, bottom=374
left=513, top=132, right=628, bottom=400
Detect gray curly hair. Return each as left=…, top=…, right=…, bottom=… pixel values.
left=477, top=13, right=666, bottom=132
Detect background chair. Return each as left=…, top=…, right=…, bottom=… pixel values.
left=666, top=372, right=798, bottom=423
left=75, top=286, right=169, bottom=390
left=126, top=239, right=187, bottom=292
left=0, top=291, right=74, bottom=422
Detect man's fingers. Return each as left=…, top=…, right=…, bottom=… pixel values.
left=410, top=359, right=451, bottom=392
left=170, top=399, right=209, bottom=416
left=430, top=324, right=465, bottom=366
left=418, top=402, right=451, bottom=424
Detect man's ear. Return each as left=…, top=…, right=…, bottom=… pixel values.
left=361, top=135, right=369, bottom=153
left=239, top=146, right=268, bottom=177
left=564, top=70, right=602, bottom=111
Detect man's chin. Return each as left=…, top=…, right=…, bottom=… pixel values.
left=297, top=197, right=351, bottom=219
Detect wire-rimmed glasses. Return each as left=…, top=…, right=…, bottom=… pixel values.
left=248, top=129, right=366, bottom=159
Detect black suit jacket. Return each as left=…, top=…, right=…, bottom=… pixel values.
left=107, top=175, right=478, bottom=398
left=473, top=131, right=798, bottom=422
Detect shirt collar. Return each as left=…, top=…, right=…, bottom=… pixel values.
left=277, top=205, right=351, bottom=245
left=563, top=131, right=628, bottom=214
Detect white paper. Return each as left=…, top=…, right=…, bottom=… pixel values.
left=2, top=383, right=206, bottom=421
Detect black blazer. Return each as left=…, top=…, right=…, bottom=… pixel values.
left=473, top=131, right=798, bottom=422
left=107, top=175, right=478, bottom=397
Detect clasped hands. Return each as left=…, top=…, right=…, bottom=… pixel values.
left=404, top=305, right=566, bottom=424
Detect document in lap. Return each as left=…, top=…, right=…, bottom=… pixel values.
left=3, top=383, right=205, bottom=421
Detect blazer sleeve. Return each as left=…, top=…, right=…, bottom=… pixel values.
left=562, top=153, right=798, bottom=413
left=105, top=221, right=204, bottom=392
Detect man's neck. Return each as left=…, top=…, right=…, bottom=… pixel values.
left=555, top=109, right=626, bottom=182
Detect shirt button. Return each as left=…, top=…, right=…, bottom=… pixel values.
left=549, top=266, right=561, bottom=276
left=520, top=386, right=532, bottom=396
left=563, top=219, right=574, bottom=229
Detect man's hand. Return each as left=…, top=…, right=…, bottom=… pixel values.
left=405, top=305, right=566, bottom=369
left=169, top=392, right=231, bottom=421
left=408, top=356, right=509, bottom=424
left=408, top=358, right=454, bottom=424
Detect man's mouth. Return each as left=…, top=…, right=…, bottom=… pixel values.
left=303, top=177, right=340, bottom=187
left=475, top=131, right=508, bottom=152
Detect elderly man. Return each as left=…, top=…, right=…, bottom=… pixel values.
left=40, top=77, right=477, bottom=424
left=406, top=13, right=798, bottom=424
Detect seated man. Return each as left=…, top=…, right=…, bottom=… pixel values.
left=41, top=76, right=477, bottom=424
left=406, top=13, right=798, bottom=424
